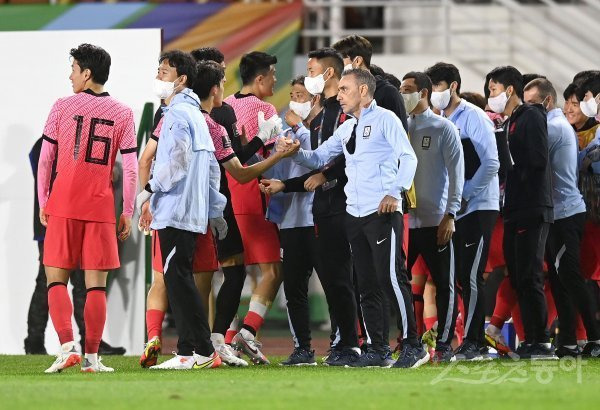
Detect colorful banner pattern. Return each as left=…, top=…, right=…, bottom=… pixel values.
left=0, top=1, right=302, bottom=110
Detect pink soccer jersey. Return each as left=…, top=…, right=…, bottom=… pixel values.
left=39, top=90, right=137, bottom=223
left=223, top=93, right=277, bottom=143
left=202, top=111, right=235, bottom=163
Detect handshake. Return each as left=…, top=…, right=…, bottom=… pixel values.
left=274, top=136, right=301, bottom=158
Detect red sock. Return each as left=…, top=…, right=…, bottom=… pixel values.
left=225, top=330, right=237, bottom=345
left=242, top=311, right=264, bottom=335
left=544, top=281, right=557, bottom=328
left=456, top=293, right=465, bottom=343
left=146, top=309, right=165, bottom=340
left=424, top=316, right=437, bottom=331
left=412, top=283, right=425, bottom=336
left=490, top=276, right=517, bottom=328
left=84, top=288, right=106, bottom=354
left=48, top=282, right=74, bottom=345
left=511, top=305, right=526, bottom=341
left=576, top=314, right=588, bottom=341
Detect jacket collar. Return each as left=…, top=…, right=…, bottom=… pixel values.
left=359, top=99, right=378, bottom=117
left=164, top=88, right=200, bottom=113
left=546, top=107, right=564, bottom=121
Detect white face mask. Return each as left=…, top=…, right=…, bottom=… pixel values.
left=430, top=88, right=451, bottom=111
left=402, top=91, right=421, bottom=114
left=580, top=96, right=598, bottom=118
left=304, top=70, right=328, bottom=95
left=488, top=92, right=509, bottom=114
left=153, top=78, right=176, bottom=99
left=289, top=100, right=313, bottom=120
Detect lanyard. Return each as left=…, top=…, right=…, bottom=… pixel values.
left=317, top=105, right=343, bottom=146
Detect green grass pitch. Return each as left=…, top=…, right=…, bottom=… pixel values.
left=1, top=355, right=599, bottom=409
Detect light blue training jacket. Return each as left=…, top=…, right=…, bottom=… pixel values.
left=149, top=89, right=226, bottom=233
left=293, top=100, right=417, bottom=218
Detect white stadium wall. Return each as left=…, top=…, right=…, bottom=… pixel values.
left=0, top=29, right=162, bottom=354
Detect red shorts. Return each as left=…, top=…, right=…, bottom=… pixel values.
left=485, top=216, right=505, bottom=272
left=152, top=230, right=218, bottom=273
left=235, top=214, right=281, bottom=265
left=43, top=215, right=119, bottom=270
left=581, top=221, right=600, bottom=281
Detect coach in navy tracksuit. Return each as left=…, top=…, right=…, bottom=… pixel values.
left=287, top=69, right=428, bottom=369
left=426, top=63, right=500, bottom=360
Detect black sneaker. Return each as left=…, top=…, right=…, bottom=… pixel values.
left=98, top=340, right=126, bottom=355
left=581, top=342, right=600, bottom=358
left=455, top=340, right=484, bottom=361
left=324, top=347, right=360, bottom=367
left=348, top=347, right=393, bottom=368
left=555, top=345, right=581, bottom=358
left=24, top=337, right=47, bottom=355
left=280, top=347, right=317, bottom=366
left=516, top=343, right=558, bottom=360
left=431, top=343, right=456, bottom=363
left=393, top=343, right=429, bottom=368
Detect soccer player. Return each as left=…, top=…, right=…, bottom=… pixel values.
left=193, top=60, right=287, bottom=365
left=38, top=44, right=138, bottom=373
left=487, top=66, right=555, bottom=359
left=400, top=71, right=465, bottom=363
left=136, top=58, right=226, bottom=371
left=222, top=51, right=285, bottom=364
left=425, top=62, right=500, bottom=360
left=137, top=50, right=223, bottom=367
left=283, top=69, right=423, bottom=368
left=524, top=78, right=600, bottom=358
left=260, top=48, right=362, bottom=366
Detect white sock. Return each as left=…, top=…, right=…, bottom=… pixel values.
left=211, top=333, right=225, bottom=345
left=541, top=342, right=552, bottom=349
left=85, top=353, right=98, bottom=366
left=564, top=345, right=577, bottom=350
left=61, top=341, right=75, bottom=353
left=577, top=339, right=588, bottom=348
left=249, top=300, right=268, bottom=317
left=240, top=328, right=255, bottom=340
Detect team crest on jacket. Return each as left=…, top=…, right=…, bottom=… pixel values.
left=363, top=126, right=371, bottom=139
left=422, top=136, right=431, bottom=149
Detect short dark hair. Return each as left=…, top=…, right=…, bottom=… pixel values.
left=577, top=76, right=600, bottom=101
left=191, top=47, right=224, bottom=64
left=522, top=73, right=546, bottom=89
left=239, top=51, right=277, bottom=85
left=193, top=61, right=224, bottom=100
left=484, top=72, right=492, bottom=99
left=384, top=72, right=401, bottom=90
left=343, top=68, right=376, bottom=97
left=459, top=92, right=486, bottom=110
left=307, top=47, right=344, bottom=79
left=487, top=66, right=523, bottom=99
left=290, top=75, right=305, bottom=87
left=70, top=43, right=111, bottom=85
left=332, top=35, right=373, bottom=68
left=573, top=70, right=600, bottom=86
left=563, top=83, right=579, bottom=101
left=403, top=71, right=433, bottom=102
left=369, top=64, right=385, bottom=77
left=524, top=78, right=557, bottom=103
left=159, top=50, right=197, bottom=87
left=425, top=62, right=461, bottom=93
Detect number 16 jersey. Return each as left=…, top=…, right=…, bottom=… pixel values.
left=41, top=89, right=137, bottom=223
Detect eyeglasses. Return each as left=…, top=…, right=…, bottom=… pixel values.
left=346, top=123, right=357, bottom=154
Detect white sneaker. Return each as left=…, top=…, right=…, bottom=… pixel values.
left=150, top=352, right=197, bottom=370
left=232, top=331, right=270, bottom=365
left=214, top=343, right=248, bottom=367
left=44, top=342, right=81, bottom=373
left=81, top=356, right=114, bottom=373
left=193, top=351, right=222, bottom=369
